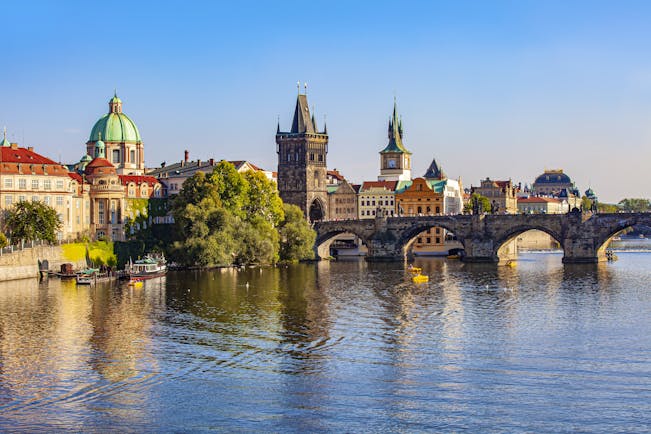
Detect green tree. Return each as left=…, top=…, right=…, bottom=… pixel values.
left=209, top=160, right=249, bottom=217
left=0, top=233, right=7, bottom=249
left=618, top=198, right=651, bottom=212
left=278, top=204, right=316, bottom=262
left=4, top=200, right=62, bottom=243
left=464, top=193, right=491, bottom=214
left=597, top=202, right=618, bottom=213
left=243, top=170, right=284, bottom=226
left=581, top=195, right=593, bottom=212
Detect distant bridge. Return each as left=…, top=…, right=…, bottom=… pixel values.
left=313, top=212, right=651, bottom=263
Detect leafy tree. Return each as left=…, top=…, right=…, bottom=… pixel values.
left=243, top=170, right=284, bottom=226
left=278, top=204, right=316, bottom=262
left=210, top=160, right=249, bottom=218
left=581, top=196, right=593, bottom=212
left=4, top=200, right=61, bottom=243
left=0, top=233, right=7, bottom=248
left=618, top=198, right=651, bottom=212
left=597, top=202, right=618, bottom=213
left=463, top=193, right=491, bottom=214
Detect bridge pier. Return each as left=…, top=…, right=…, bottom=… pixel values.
left=561, top=238, right=603, bottom=263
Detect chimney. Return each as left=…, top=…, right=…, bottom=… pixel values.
left=197, top=159, right=201, bottom=166
left=28, top=146, right=34, bottom=152
left=161, top=161, right=166, bottom=168
left=11, top=143, right=18, bottom=150
left=184, top=150, right=189, bottom=163
left=209, top=158, right=215, bottom=166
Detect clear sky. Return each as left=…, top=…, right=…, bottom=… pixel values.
left=2, top=0, right=650, bottom=203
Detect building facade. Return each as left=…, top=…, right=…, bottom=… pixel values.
left=358, top=181, right=397, bottom=219
left=472, top=178, right=519, bottom=214
left=276, top=90, right=328, bottom=221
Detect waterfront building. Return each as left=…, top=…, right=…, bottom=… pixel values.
left=0, top=135, right=86, bottom=241
left=518, top=196, right=568, bottom=214
left=83, top=141, right=161, bottom=241
left=378, top=100, right=412, bottom=182
left=86, top=93, right=145, bottom=175
left=276, top=88, right=328, bottom=221
left=147, top=150, right=273, bottom=196
left=358, top=181, right=397, bottom=219
left=328, top=179, right=358, bottom=221
left=471, top=178, right=519, bottom=214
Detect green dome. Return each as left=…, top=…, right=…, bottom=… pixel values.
left=89, top=112, right=141, bottom=143
left=80, top=153, right=92, bottom=162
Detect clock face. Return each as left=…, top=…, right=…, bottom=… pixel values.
left=388, top=158, right=396, bottom=168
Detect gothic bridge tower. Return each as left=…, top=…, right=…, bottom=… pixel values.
left=276, top=87, right=328, bottom=221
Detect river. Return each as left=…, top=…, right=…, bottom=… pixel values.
left=0, top=247, right=650, bottom=431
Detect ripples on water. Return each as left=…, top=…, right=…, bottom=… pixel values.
left=0, top=253, right=650, bottom=431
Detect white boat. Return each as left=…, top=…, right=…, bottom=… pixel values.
left=76, top=268, right=99, bottom=285
left=125, top=254, right=167, bottom=281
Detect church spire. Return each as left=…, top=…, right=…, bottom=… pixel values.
left=381, top=98, right=410, bottom=154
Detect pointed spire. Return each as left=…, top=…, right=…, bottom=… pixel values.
left=424, top=157, right=446, bottom=180
left=1, top=126, right=10, bottom=147
left=290, top=93, right=315, bottom=134
left=380, top=97, right=410, bottom=155
left=323, top=114, right=327, bottom=134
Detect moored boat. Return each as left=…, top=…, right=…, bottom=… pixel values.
left=76, top=268, right=99, bottom=285
left=125, top=254, right=167, bottom=280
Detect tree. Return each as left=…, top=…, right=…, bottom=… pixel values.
left=618, top=198, right=651, bottom=213
left=0, top=233, right=7, bottom=249
left=243, top=170, right=284, bottom=226
left=278, top=204, right=316, bottom=262
left=4, top=200, right=62, bottom=243
left=209, top=160, right=249, bottom=218
left=463, top=193, right=491, bottom=214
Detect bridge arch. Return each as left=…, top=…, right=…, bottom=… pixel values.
left=493, top=224, right=564, bottom=263
left=314, top=227, right=371, bottom=259
left=395, top=219, right=466, bottom=258
left=593, top=214, right=651, bottom=260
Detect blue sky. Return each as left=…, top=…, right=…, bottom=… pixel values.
left=2, top=0, right=650, bottom=202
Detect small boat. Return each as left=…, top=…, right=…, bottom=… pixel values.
left=128, top=279, right=144, bottom=288
left=76, top=268, right=99, bottom=285
left=446, top=254, right=460, bottom=259
left=124, top=254, right=167, bottom=281
left=412, top=273, right=429, bottom=283
left=407, top=265, right=422, bottom=274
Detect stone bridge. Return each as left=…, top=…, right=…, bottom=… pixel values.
left=313, top=212, right=651, bottom=264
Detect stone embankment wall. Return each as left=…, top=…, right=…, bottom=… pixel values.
left=0, top=245, right=86, bottom=281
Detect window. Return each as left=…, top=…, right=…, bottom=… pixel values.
left=56, top=180, right=64, bottom=189
left=426, top=237, right=431, bottom=244
left=318, top=154, right=323, bottom=162
left=19, top=195, right=26, bottom=202
left=436, top=237, right=441, bottom=244
left=32, top=179, right=39, bottom=189
left=98, top=201, right=105, bottom=224
left=5, top=195, right=13, bottom=206
left=112, top=149, right=120, bottom=164
left=32, top=196, right=39, bottom=202
left=130, top=150, right=136, bottom=163
left=19, top=179, right=26, bottom=189
left=4, top=178, right=12, bottom=188
left=44, top=180, right=51, bottom=190
left=56, top=196, right=64, bottom=206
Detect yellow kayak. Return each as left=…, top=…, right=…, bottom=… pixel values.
left=412, top=274, right=429, bottom=283
left=407, top=266, right=422, bottom=274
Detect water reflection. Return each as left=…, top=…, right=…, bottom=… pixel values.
left=0, top=253, right=650, bottom=431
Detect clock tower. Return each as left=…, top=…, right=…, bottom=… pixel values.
left=378, top=99, right=412, bottom=181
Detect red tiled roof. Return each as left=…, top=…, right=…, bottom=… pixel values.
left=85, top=157, right=114, bottom=168
left=327, top=169, right=344, bottom=181
left=119, top=175, right=160, bottom=186
left=0, top=146, right=69, bottom=176
left=360, top=181, right=398, bottom=191
left=68, top=172, right=83, bottom=182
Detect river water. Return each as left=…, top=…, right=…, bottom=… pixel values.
left=1, top=248, right=650, bottom=431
